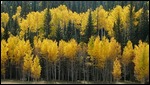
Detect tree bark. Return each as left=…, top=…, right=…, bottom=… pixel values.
left=71, top=60, right=74, bottom=82
left=46, top=60, right=49, bottom=81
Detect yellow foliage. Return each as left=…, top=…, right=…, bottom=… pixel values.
left=134, top=8, right=143, bottom=19
left=1, top=27, right=5, bottom=35
left=80, top=12, right=89, bottom=32
left=109, top=37, right=121, bottom=60
left=40, top=39, right=58, bottom=62
left=25, top=11, right=44, bottom=32
left=87, top=36, right=95, bottom=57
left=47, top=40, right=58, bottom=62
left=58, top=40, right=67, bottom=57
left=122, top=40, right=134, bottom=66
left=133, top=40, right=149, bottom=82
left=12, top=6, right=22, bottom=23
left=1, top=39, right=8, bottom=76
left=23, top=53, right=33, bottom=74
left=19, top=19, right=28, bottom=32
left=97, top=5, right=108, bottom=29
left=31, top=56, right=41, bottom=80
left=64, top=39, right=78, bottom=60
left=13, top=39, right=32, bottom=65
left=1, top=40, right=8, bottom=65
left=7, top=36, right=20, bottom=64
left=1, top=12, right=9, bottom=27
left=112, top=58, right=121, bottom=81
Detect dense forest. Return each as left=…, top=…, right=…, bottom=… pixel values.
left=1, top=1, right=149, bottom=84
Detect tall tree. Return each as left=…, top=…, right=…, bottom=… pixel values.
left=31, top=56, right=41, bottom=81
left=133, top=40, right=149, bottom=83
left=84, top=9, right=94, bottom=43
left=43, top=8, right=51, bottom=39
left=112, top=58, right=121, bottom=82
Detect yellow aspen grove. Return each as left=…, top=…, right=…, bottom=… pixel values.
left=25, top=11, right=44, bottom=33
left=31, top=56, right=41, bottom=81
left=112, top=58, right=121, bottom=81
left=133, top=8, right=143, bottom=26
left=1, top=27, right=5, bottom=37
left=1, top=2, right=149, bottom=84
left=13, top=39, right=32, bottom=65
left=23, top=53, right=33, bottom=81
left=122, top=40, right=134, bottom=81
left=108, top=37, right=121, bottom=60
left=47, top=40, right=58, bottom=62
left=1, top=12, right=9, bottom=27
left=122, top=40, right=134, bottom=66
left=12, top=6, right=22, bottom=23
left=1, top=40, right=8, bottom=79
left=80, top=11, right=89, bottom=33
left=58, top=40, right=67, bottom=57
left=40, top=39, right=58, bottom=62
left=33, top=36, right=42, bottom=57
left=87, top=36, right=95, bottom=59
left=64, top=39, right=78, bottom=60
left=133, top=40, right=149, bottom=83
left=7, top=36, right=20, bottom=64
left=97, top=5, right=108, bottom=30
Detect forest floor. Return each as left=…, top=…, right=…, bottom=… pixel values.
left=1, top=79, right=140, bottom=84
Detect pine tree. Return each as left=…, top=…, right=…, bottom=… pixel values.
left=84, top=9, right=94, bottom=43
left=44, top=8, right=51, bottom=39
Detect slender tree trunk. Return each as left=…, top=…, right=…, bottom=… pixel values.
left=101, top=29, right=103, bottom=39
left=48, top=65, right=52, bottom=80
left=67, top=60, right=70, bottom=81
left=28, top=72, right=30, bottom=81
left=46, top=60, right=48, bottom=81
left=124, top=65, right=126, bottom=81
left=75, top=67, right=77, bottom=81
left=55, top=62, right=56, bottom=83
left=79, top=65, right=81, bottom=80
left=104, top=29, right=105, bottom=36
left=62, top=67, right=64, bottom=81
left=53, top=63, right=55, bottom=80
left=97, top=8, right=99, bottom=36
left=96, top=68, right=98, bottom=81
left=58, top=59, right=60, bottom=81
left=87, top=66, right=89, bottom=82
left=71, top=60, right=73, bottom=82
left=83, top=62, right=85, bottom=84
left=16, top=66, right=18, bottom=79
left=10, top=62, right=12, bottom=79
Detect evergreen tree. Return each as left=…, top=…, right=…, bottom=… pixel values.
left=84, top=9, right=94, bottom=43
left=56, top=23, right=62, bottom=42
left=44, top=7, right=51, bottom=39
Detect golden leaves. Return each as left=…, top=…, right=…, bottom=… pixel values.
left=40, top=39, right=58, bottom=62
left=112, top=58, right=121, bottom=81
left=1, top=12, right=9, bottom=27
left=64, top=39, right=78, bottom=60
left=12, top=6, right=22, bottom=23
left=133, top=40, right=149, bottom=82
left=1, top=39, right=8, bottom=76
left=31, top=56, right=41, bottom=80
left=1, top=40, right=8, bottom=65
left=122, top=40, right=134, bottom=66
left=1, top=27, right=5, bottom=35
left=23, top=53, right=33, bottom=74
left=87, top=36, right=121, bottom=69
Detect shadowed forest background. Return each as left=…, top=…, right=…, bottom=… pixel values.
left=1, top=1, right=149, bottom=84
